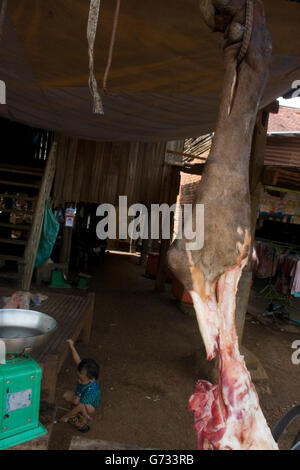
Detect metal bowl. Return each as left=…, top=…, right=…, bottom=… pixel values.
left=0, top=309, right=57, bottom=354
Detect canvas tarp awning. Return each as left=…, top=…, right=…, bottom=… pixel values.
left=0, top=0, right=299, bottom=142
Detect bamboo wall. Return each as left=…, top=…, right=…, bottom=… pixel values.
left=52, top=136, right=182, bottom=207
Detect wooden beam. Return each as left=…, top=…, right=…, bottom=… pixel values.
left=80, top=293, right=95, bottom=344
left=264, top=185, right=300, bottom=195
left=0, top=238, right=27, bottom=245
left=236, top=109, right=269, bottom=343
left=272, top=169, right=279, bottom=185
left=180, top=164, right=205, bottom=175
left=0, top=194, right=36, bottom=201
left=263, top=100, right=280, bottom=114
left=0, top=180, right=40, bottom=189
left=0, top=222, right=31, bottom=231
left=22, top=142, right=57, bottom=290
left=166, top=149, right=207, bottom=162
left=59, top=211, right=75, bottom=272
left=40, top=354, right=59, bottom=403
left=155, top=166, right=181, bottom=293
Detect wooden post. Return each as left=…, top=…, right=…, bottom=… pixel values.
left=80, top=293, right=95, bottom=344
left=139, top=211, right=151, bottom=266
left=235, top=109, right=270, bottom=342
left=155, top=166, right=181, bottom=292
left=59, top=225, right=73, bottom=271
left=40, top=354, right=59, bottom=403
left=22, top=142, right=57, bottom=290
left=155, top=239, right=172, bottom=292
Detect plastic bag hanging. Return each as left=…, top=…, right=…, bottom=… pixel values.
left=35, top=201, right=60, bottom=268
left=87, top=0, right=104, bottom=115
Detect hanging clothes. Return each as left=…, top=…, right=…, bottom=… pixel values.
left=254, top=240, right=300, bottom=298
left=274, top=253, right=299, bottom=297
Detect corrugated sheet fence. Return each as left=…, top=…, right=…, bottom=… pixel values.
left=265, top=135, right=300, bottom=167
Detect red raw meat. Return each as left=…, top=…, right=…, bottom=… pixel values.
left=189, top=263, right=278, bottom=450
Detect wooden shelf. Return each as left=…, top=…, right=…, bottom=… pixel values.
left=0, top=222, right=31, bottom=231
left=0, top=166, right=43, bottom=177
left=0, top=194, right=36, bottom=201
left=0, top=271, right=19, bottom=280
left=0, top=180, right=40, bottom=189
left=0, top=238, right=27, bottom=245
left=0, top=208, right=34, bottom=214
left=0, top=143, right=57, bottom=288
left=0, top=254, right=23, bottom=262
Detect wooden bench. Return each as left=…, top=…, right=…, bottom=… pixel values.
left=0, top=288, right=95, bottom=402
left=33, top=292, right=95, bottom=402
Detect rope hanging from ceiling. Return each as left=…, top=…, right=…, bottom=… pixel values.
left=87, top=0, right=104, bottom=115
left=228, top=0, right=254, bottom=115
left=103, top=0, right=121, bottom=93
left=87, top=0, right=121, bottom=114
left=237, top=0, right=254, bottom=65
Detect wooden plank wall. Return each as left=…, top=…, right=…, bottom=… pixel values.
left=52, top=136, right=173, bottom=206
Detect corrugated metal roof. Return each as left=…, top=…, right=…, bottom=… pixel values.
left=265, top=135, right=300, bottom=167
left=177, top=132, right=300, bottom=169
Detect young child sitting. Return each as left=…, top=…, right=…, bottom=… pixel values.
left=60, top=339, right=100, bottom=433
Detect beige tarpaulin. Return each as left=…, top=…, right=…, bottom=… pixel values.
left=0, top=0, right=299, bottom=141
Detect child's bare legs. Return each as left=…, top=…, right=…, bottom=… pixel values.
left=80, top=404, right=95, bottom=422
left=60, top=402, right=95, bottom=429
left=63, top=391, right=80, bottom=409
left=61, top=391, right=95, bottom=426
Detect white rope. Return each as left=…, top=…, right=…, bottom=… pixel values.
left=103, top=0, right=121, bottom=93
left=237, top=0, right=254, bottom=65
left=87, top=0, right=104, bottom=115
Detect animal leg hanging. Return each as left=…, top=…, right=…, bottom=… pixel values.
left=168, top=0, right=277, bottom=450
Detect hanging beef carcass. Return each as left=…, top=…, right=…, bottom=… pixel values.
left=168, top=0, right=278, bottom=450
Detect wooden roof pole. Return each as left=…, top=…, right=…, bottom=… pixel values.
left=22, top=142, right=57, bottom=291
left=87, top=0, right=104, bottom=114
left=235, top=108, right=270, bottom=343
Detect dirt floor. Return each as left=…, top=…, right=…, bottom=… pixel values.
left=48, top=252, right=300, bottom=450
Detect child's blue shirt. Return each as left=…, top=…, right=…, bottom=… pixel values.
left=75, top=381, right=100, bottom=409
